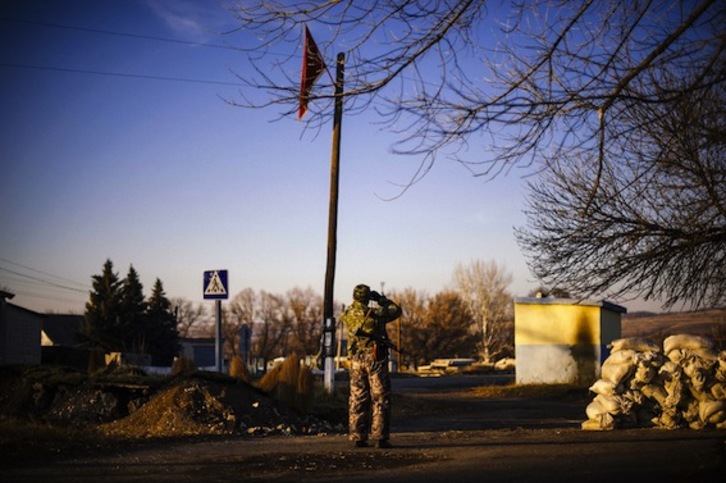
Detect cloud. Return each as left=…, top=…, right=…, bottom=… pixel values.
left=145, top=0, right=236, bottom=39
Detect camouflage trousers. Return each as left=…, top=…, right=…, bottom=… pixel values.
left=348, top=349, right=391, bottom=442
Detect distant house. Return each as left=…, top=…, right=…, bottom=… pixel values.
left=0, top=291, right=42, bottom=365
left=42, top=313, right=84, bottom=347
left=179, top=337, right=218, bottom=369
left=41, top=313, right=88, bottom=369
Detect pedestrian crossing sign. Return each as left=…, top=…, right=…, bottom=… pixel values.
left=203, top=270, right=228, bottom=299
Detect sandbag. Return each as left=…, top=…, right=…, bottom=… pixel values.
left=689, top=368, right=709, bottom=394
left=582, top=333, right=722, bottom=432
left=640, top=383, right=667, bottom=406
left=691, top=347, right=718, bottom=362
left=594, top=393, right=633, bottom=415
left=681, top=355, right=715, bottom=379
left=601, top=361, right=635, bottom=386
left=581, top=413, right=615, bottom=431
left=666, top=348, right=687, bottom=364
left=710, top=382, right=726, bottom=400
left=658, top=361, right=682, bottom=379
left=699, top=400, right=725, bottom=424
left=603, top=349, right=637, bottom=366
left=663, top=334, right=714, bottom=354
left=594, top=393, right=621, bottom=414
left=585, top=399, right=608, bottom=420
left=622, top=389, right=644, bottom=406
left=608, top=337, right=661, bottom=353
left=589, top=379, right=620, bottom=397
left=630, top=362, right=657, bottom=387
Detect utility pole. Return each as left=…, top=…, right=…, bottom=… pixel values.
left=322, top=52, right=345, bottom=394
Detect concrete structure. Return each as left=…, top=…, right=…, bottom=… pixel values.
left=514, top=297, right=625, bottom=385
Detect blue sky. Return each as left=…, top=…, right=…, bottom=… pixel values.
left=0, top=0, right=662, bottom=315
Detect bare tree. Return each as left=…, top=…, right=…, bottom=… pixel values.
left=224, top=288, right=257, bottom=357
left=424, top=290, right=480, bottom=361
left=229, top=0, right=724, bottom=186
left=253, top=290, right=291, bottom=370
left=394, top=288, right=429, bottom=369
left=284, top=286, right=324, bottom=357
left=454, top=260, right=514, bottom=362
left=170, top=297, right=208, bottom=338
left=392, top=288, right=479, bottom=367
left=231, top=0, right=725, bottom=310
left=515, top=82, right=726, bottom=310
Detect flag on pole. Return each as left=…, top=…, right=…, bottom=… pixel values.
left=298, top=25, right=326, bottom=120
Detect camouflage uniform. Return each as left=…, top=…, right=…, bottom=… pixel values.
left=341, top=284, right=402, bottom=446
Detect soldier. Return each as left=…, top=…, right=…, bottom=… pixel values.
left=341, top=283, right=402, bottom=448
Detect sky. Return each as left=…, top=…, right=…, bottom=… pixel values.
left=0, top=0, right=665, bottom=316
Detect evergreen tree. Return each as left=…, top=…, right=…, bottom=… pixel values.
left=146, top=278, right=179, bottom=365
left=80, top=259, right=122, bottom=350
left=119, top=265, right=147, bottom=352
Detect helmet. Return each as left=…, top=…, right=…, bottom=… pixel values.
left=353, top=284, right=371, bottom=302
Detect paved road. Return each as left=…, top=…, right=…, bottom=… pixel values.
left=391, top=373, right=514, bottom=392
left=3, top=375, right=724, bottom=482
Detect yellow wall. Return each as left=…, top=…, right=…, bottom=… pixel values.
left=514, top=303, right=601, bottom=345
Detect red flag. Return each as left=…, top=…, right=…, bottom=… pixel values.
left=298, top=25, right=326, bottom=120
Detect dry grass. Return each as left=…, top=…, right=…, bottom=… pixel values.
left=468, top=383, right=588, bottom=399
left=229, top=355, right=251, bottom=383
left=622, top=308, right=726, bottom=350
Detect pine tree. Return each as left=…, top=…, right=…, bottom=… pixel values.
left=80, top=259, right=122, bottom=350
left=119, top=265, right=147, bottom=353
left=146, top=278, right=179, bottom=365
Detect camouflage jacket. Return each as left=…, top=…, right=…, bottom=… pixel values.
left=341, top=297, right=402, bottom=355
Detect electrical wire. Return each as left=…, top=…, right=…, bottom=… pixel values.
left=0, top=63, right=245, bottom=86
left=1, top=18, right=237, bottom=50
left=0, top=258, right=90, bottom=293
left=0, top=17, right=248, bottom=86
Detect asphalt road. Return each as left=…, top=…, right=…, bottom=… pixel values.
left=3, top=375, right=724, bottom=483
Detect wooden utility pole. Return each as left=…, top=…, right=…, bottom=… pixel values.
left=322, top=52, right=345, bottom=394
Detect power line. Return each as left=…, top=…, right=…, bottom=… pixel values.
left=1, top=17, right=237, bottom=50
left=0, top=63, right=245, bottom=86
left=0, top=267, right=88, bottom=294
left=0, top=258, right=90, bottom=293
left=1, top=17, right=249, bottom=86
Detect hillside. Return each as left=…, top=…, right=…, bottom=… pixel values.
left=621, top=307, right=726, bottom=345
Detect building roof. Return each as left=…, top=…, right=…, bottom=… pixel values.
left=514, top=297, right=627, bottom=314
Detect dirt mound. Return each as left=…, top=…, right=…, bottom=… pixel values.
left=0, top=365, right=344, bottom=440
left=99, top=376, right=342, bottom=439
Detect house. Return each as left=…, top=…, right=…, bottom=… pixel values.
left=40, top=313, right=88, bottom=368
left=0, top=290, right=43, bottom=365
left=41, top=313, right=84, bottom=347
left=179, top=337, right=218, bottom=369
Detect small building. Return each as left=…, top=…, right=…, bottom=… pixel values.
left=179, top=337, right=217, bottom=369
left=41, top=313, right=88, bottom=369
left=41, top=313, right=84, bottom=348
left=514, top=297, right=625, bottom=385
left=0, top=291, right=42, bottom=365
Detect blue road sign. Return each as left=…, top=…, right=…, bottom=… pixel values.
left=203, top=270, right=228, bottom=299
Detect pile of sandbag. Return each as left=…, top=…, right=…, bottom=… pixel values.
left=582, top=334, right=726, bottom=430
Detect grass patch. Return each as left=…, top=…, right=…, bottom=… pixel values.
left=469, top=383, right=590, bottom=400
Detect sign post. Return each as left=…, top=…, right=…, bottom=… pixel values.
left=203, top=270, right=228, bottom=373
